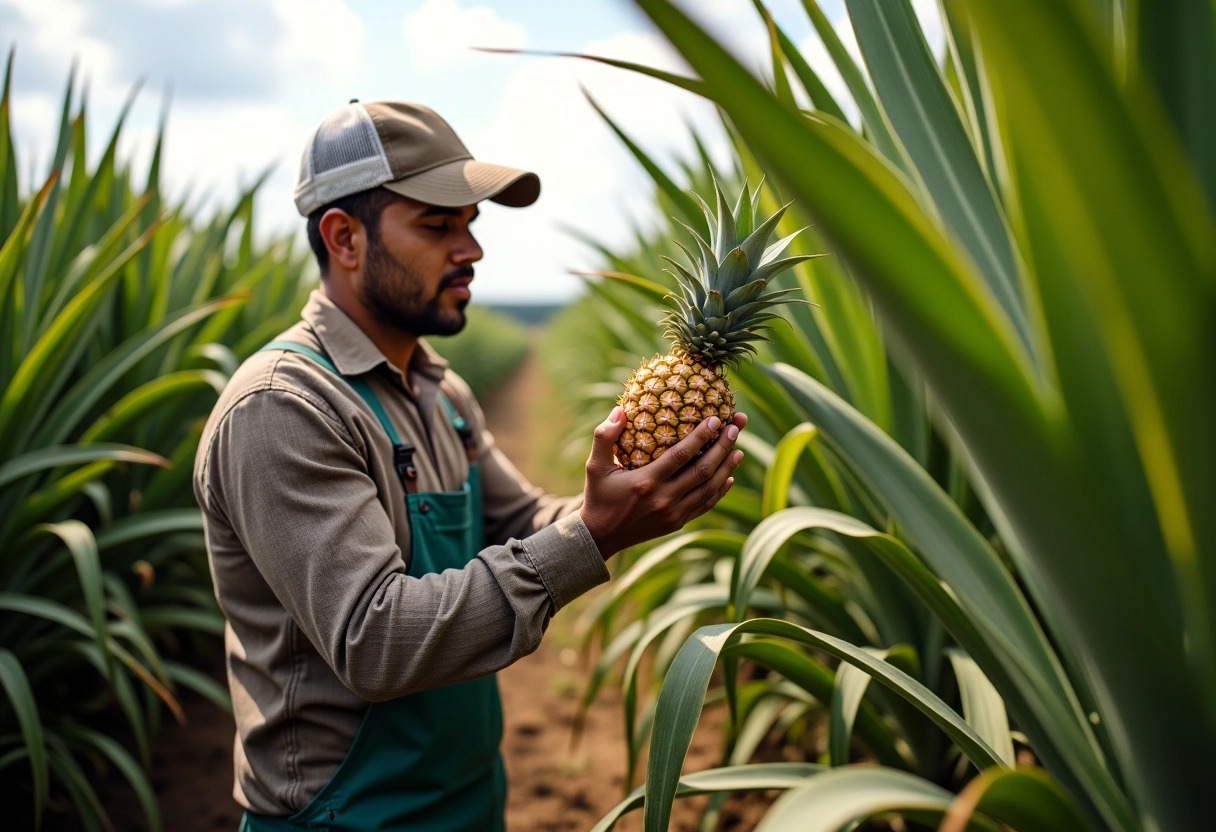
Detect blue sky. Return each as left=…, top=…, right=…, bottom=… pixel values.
left=2, top=0, right=939, bottom=303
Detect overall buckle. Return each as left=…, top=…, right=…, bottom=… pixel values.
left=393, top=443, right=419, bottom=493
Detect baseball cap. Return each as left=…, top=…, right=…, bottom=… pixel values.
left=293, top=100, right=540, bottom=217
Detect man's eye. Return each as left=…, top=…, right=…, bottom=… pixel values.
left=423, top=223, right=449, bottom=233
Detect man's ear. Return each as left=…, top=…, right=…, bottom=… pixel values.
left=319, top=209, right=362, bottom=273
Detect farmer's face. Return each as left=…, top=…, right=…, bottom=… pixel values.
left=361, top=196, right=482, bottom=336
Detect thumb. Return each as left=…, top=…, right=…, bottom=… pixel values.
left=587, top=406, right=625, bottom=472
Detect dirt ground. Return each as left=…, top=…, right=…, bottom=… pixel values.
left=97, top=340, right=775, bottom=831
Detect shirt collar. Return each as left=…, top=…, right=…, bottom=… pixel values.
left=301, top=289, right=449, bottom=382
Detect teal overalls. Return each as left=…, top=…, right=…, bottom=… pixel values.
left=241, top=340, right=507, bottom=831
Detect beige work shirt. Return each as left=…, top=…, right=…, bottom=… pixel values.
left=193, top=289, right=608, bottom=815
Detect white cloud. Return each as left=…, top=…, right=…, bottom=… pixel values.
left=0, top=0, right=366, bottom=106
left=1, top=0, right=122, bottom=96
left=454, top=31, right=728, bottom=303
left=402, top=0, right=526, bottom=72
left=272, top=0, right=366, bottom=87
left=1, top=0, right=363, bottom=235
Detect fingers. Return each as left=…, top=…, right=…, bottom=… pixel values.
left=702, top=474, right=736, bottom=516
left=586, top=406, right=625, bottom=474
left=671, top=417, right=740, bottom=491
left=648, top=414, right=723, bottom=479
left=676, top=448, right=743, bottom=517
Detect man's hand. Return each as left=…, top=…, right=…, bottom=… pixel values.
left=579, top=406, right=746, bottom=559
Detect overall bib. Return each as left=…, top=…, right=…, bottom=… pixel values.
left=241, top=341, right=506, bottom=831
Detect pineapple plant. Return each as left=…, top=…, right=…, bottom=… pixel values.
left=614, top=180, right=815, bottom=468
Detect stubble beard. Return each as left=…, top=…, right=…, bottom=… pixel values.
left=362, top=241, right=470, bottom=336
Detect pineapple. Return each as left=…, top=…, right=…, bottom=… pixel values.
left=614, top=180, right=814, bottom=469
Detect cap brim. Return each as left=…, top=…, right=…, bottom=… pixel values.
left=383, top=159, right=540, bottom=208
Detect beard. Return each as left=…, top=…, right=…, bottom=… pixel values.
left=361, top=241, right=471, bottom=336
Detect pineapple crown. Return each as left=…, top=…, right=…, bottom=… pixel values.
left=660, top=178, right=816, bottom=367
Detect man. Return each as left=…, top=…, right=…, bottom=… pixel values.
left=193, top=100, right=745, bottom=831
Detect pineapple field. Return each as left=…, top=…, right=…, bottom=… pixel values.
left=3, top=0, right=1216, bottom=830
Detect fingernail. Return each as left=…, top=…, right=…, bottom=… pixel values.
left=726, top=425, right=739, bottom=440
left=707, top=416, right=721, bottom=432
left=609, top=406, right=622, bottom=423
left=733, top=450, right=744, bottom=465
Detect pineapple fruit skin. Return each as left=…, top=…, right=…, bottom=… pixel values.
left=614, top=351, right=735, bottom=469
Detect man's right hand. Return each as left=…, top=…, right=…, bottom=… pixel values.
left=579, top=406, right=746, bottom=559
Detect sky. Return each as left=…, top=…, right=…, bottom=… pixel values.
left=1, top=0, right=941, bottom=303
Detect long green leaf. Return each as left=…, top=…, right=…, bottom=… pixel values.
left=845, top=0, right=1030, bottom=354
left=92, top=509, right=203, bottom=551
left=765, top=365, right=1128, bottom=829
left=942, top=766, right=1093, bottom=832
left=946, top=647, right=1014, bottom=766
left=45, top=739, right=110, bottom=832
left=0, top=220, right=158, bottom=461
left=634, top=0, right=1049, bottom=492
left=61, top=724, right=161, bottom=832
left=798, top=0, right=906, bottom=164
left=476, top=47, right=708, bottom=97
left=1130, top=0, right=1216, bottom=211
left=752, top=0, right=849, bottom=121
left=725, top=639, right=908, bottom=769
left=164, top=661, right=231, bottom=714
left=64, top=639, right=151, bottom=766
left=28, top=521, right=112, bottom=682
left=79, top=369, right=226, bottom=442
left=583, top=529, right=745, bottom=626
left=760, top=423, right=819, bottom=515
left=641, top=619, right=1005, bottom=831
left=591, top=762, right=821, bottom=832
left=0, top=649, right=47, bottom=829
left=754, top=766, right=998, bottom=832
left=572, top=269, right=671, bottom=302
left=959, top=1, right=1216, bottom=827
left=0, top=173, right=58, bottom=341
left=0, top=444, right=167, bottom=488
left=0, top=594, right=184, bottom=722
left=829, top=645, right=892, bottom=766
left=34, top=296, right=241, bottom=447
left=732, top=507, right=918, bottom=644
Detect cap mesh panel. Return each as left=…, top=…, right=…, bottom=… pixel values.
left=311, top=106, right=382, bottom=175
left=293, top=105, right=392, bottom=215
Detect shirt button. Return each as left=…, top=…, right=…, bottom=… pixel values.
left=419, top=501, right=431, bottom=514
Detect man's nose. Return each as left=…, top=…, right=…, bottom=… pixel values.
left=453, top=230, right=483, bottom=265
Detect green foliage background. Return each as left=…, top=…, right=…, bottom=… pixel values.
left=544, top=1, right=1216, bottom=831
left=0, top=55, right=529, bottom=829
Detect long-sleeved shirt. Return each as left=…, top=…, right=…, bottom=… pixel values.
left=192, top=289, right=608, bottom=815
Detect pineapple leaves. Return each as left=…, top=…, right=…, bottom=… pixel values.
left=712, top=178, right=738, bottom=260
left=715, top=249, right=750, bottom=295
left=674, top=218, right=719, bottom=284
left=734, top=181, right=754, bottom=239
left=658, top=181, right=817, bottom=363
left=752, top=254, right=822, bottom=285
left=761, top=229, right=806, bottom=266
left=724, top=279, right=768, bottom=309
left=741, top=201, right=793, bottom=268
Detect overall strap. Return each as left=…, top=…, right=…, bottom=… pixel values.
left=438, top=391, right=478, bottom=462
left=260, top=340, right=420, bottom=492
